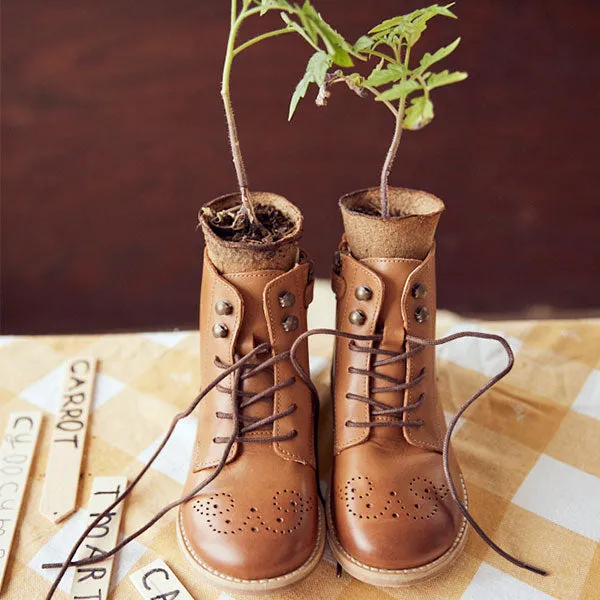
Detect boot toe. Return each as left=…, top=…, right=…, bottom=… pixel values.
left=180, top=486, right=320, bottom=581
left=332, top=462, right=464, bottom=570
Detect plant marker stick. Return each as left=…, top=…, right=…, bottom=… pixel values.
left=69, top=477, right=128, bottom=600
left=130, top=559, right=195, bottom=600
left=40, top=358, right=97, bottom=523
left=0, top=411, right=43, bottom=591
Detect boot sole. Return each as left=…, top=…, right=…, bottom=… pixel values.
left=176, top=502, right=326, bottom=594
left=325, top=476, right=468, bottom=587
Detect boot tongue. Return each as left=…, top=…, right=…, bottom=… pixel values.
left=222, top=269, right=283, bottom=424
left=359, top=257, right=421, bottom=445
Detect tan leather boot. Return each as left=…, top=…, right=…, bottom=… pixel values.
left=178, top=193, right=325, bottom=593
left=327, top=187, right=467, bottom=586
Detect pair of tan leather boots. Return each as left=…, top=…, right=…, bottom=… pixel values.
left=43, top=185, right=544, bottom=600
left=42, top=186, right=543, bottom=600
left=176, top=185, right=477, bottom=593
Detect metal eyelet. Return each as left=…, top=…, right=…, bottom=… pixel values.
left=212, top=323, right=229, bottom=338
left=278, top=291, right=295, bottom=309
left=414, top=306, right=429, bottom=323
left=355, top=286, right=372, bottom=301
left=281, top=315, right=299, bottom=332
left=411, top=283, right=427, bottom=299
left=349, top=310, right=366, bottom=326
left=215, top=300, right=233, bottom=315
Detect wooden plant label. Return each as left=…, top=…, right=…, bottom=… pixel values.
left=40, top=357, right=97, bottom=523
left=69, top=476, right=128, bottom=600
left=130, top=559, right=195, bottom=600
left=0, top=411, right=42, bottom=591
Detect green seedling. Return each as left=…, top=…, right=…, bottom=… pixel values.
left=289, top=3, right=468, bottom=218
left=218, top=0, right=360, bottom=237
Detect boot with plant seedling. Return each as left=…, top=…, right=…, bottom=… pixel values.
left=289, top=3, right=546, bottom=586
left=176, top=1, right=361, bottom=593
left=41, top=2, right=361, bottom=597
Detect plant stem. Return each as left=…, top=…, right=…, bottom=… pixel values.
left=233, top=27, right=292, bottom=56
left=379, top=43, right=412, bottom=218
left=379, top=98, right=405, bottom=218
left=363, top=85, right=398, bottom=118
left=222, top=0, right=260, bottom=228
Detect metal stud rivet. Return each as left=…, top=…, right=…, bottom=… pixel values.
left=281, top=315, right=299, bottom=332
left=278, top=291, right=295, bottom=309
left=215, top=300, right=233, bottom=315
left=349, top=310, right=367, bottom=326
left=355, top=286, right=373, bottom=301
left=212, top=323, right=229, bottom=338
left=412, top=283, right=428, bottom=299
left=414, top=307, right=429, bottom=324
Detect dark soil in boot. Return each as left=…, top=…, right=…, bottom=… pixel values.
left=202, top=203, right=295, bottom=244
left=352, top=203, right=407, bottom=218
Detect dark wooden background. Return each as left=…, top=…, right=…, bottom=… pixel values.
left=2, top=1, right=599, bottom=334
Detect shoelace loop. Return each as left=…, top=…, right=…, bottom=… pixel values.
left=345, top=337, right=428, bottom=427
left=213, top=348, right=297, bottom=443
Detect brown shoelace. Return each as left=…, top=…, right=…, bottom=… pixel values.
left=213, top=350, right=297, bottom=443
left=288, top=328, right=548, bottom=577
left=42, top=327, right=546, bottom=598
left=41, top=342, right=300, bottom=599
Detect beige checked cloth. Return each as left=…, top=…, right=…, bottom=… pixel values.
left=1, top=280, right=599, bottom=599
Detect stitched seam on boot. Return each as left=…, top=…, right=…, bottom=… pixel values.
left=197, top=271, right=241, bottom=471
left=267, top=266, right=313, bottom=465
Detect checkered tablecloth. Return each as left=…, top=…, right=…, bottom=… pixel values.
left=1, top=280, right=599, bottom=599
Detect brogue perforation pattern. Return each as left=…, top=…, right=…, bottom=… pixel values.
left=339, top=475, right=449, bottom=521
left=192, top=490, right=313, bottom=535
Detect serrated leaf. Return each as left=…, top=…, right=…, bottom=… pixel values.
left=426, top=69, right=468, bottom=90
left=288, top=51, right=332, bottom=120
left=301, top=1, right=354, bottom=67
left=369, top=4, right=456, bottom=38
left=297, top=6, right=319, bottom=43
left=364, top=63, right=408, bottom=87
left=367, top=4, right=459, bottom=49
left=417, top=37, right=461, bottom=72
left=354, top=35, right=373, bottom=52
left=289, top=72, right=311, bottom=121
left=377, top=79, right=421, bottom=101
left=403, top=95, right=434, bottom=130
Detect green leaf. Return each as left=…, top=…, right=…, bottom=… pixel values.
left=369, top=4, right=457, bottom=45
left=301, top=1, right=355, bottom=67
left=403, top=95, right=434, bottom=130
left=354, top=35, right=373, bottom=52
left=377, top=79, right=421, bottom=101
left=417, top=37, right=461, bottom=72
left=363, top=63, right=408, bottom=87
left=288, top=51, right=332, bottom=120
left=426, top=69, right=468, bottom=90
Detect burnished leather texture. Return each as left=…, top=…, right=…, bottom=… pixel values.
left=180, top=250, right=320, bottom=582
left=330, top=244, right=467, bottom=572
